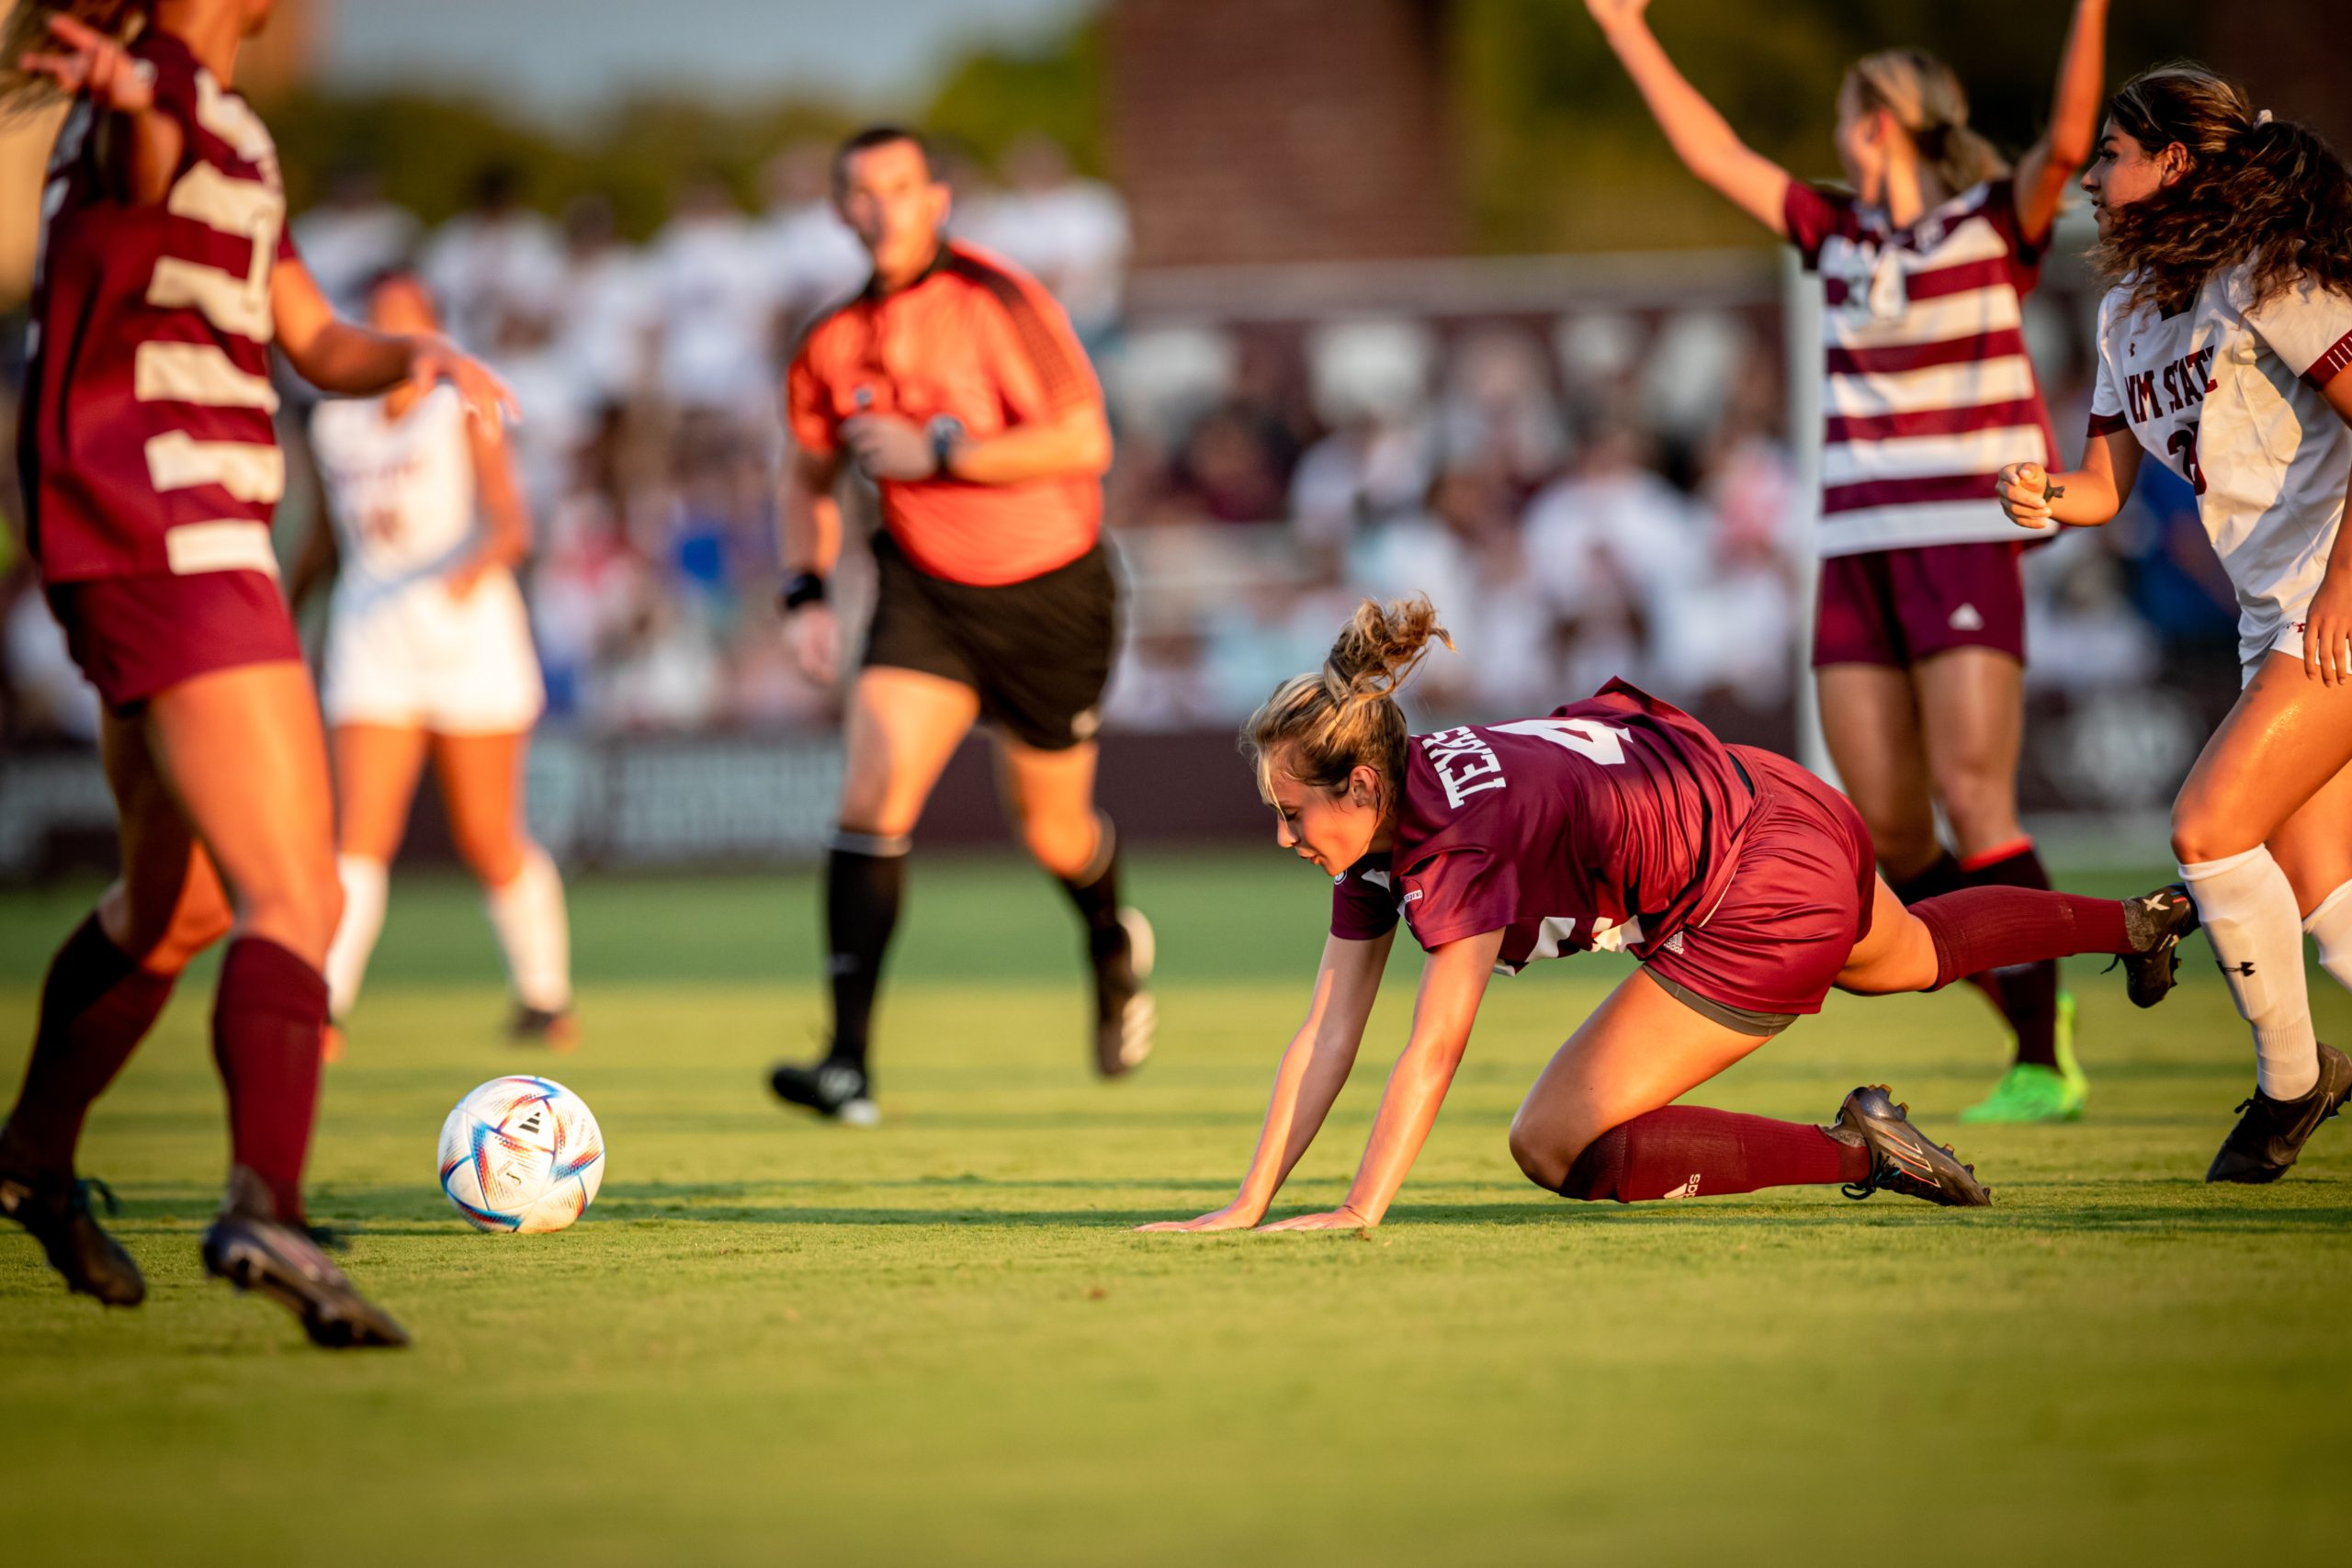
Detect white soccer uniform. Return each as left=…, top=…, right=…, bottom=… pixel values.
left=2090, top=265, right=2352, bottom=675
left=311, top=385, right=545, bottom=733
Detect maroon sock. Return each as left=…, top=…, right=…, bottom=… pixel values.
left=1960, top=840, right=2060, bottom=1068
left=1914, top=886, right=2132, bottom=992
left=1, top=914, right=176, bottom=1177
left=1558, top=1106, right=1871, bottom=1202
left=211, top=938, right=327, bottom=1224
left=1892, top=850, right=2004, bottom=1012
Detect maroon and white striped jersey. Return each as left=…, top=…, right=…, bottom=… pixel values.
left=1329, top=682, right=1757, bottom=975
left=18, top=31, right=297, bottom=584
left=1786, top=178, right=2058, bottom=558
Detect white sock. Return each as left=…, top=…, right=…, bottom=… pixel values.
left=2301, top=878, right=2352, bottom=999
left=485, top=845, right=571, bottom=1013
left=2181, top=847, right=2319, bottom=1100
left=324, top=854, right=389, bottom=1021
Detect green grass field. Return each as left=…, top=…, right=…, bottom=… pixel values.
left=4, top=850, right=2349, bottom=1566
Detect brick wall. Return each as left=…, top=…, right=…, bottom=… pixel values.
left=1105, top=0, right=1464, bottom=267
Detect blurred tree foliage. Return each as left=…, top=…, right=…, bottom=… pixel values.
left=257, top=20, right=1105, bottom=237
left=1452, top=0, right=2199, bottom=252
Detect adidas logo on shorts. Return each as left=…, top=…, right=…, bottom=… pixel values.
left=1948, top=604, right=1985, bottom=632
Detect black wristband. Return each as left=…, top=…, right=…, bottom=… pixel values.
left=780, top=571, right=828, bottom=612
left=928, top=415, right=966, bottom=479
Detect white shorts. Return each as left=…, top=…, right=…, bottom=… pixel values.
left=322, top=569, right=545, bottom=734
left=2241, top=601, right=2315, bottom=687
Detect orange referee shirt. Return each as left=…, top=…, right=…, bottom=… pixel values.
left=787, top=240, right=1105, bottom=588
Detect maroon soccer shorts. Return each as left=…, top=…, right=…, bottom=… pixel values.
left=1644, top=747, right=1879, bottom=1022
left=47, top=570, right=305, bottom=714
left=1811, top=541, right=2025, bottom=669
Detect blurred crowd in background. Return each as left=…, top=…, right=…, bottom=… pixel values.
left=0, top=138, right=2240, bottom=749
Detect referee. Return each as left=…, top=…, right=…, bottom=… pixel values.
left=768, top=126, right=1152, bottom=1124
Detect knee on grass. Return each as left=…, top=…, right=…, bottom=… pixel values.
left=1510, top=1118, right=1614, bottom=1197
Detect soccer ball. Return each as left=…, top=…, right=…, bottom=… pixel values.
left=436, top=1076, right=605, bottom=1234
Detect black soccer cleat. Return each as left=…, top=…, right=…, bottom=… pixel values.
left=200, top=1168, right=409, bottom=1349
left=2112, top=884, right=2200, bottom=1009
left=768, top=1057, right=879, bottom=1127
left=1092, top=908, right=1157, bottom=1079
left=1829, top=1086, right=1993, bottom=1207
left=2206, top=1042, right=2352, bottom=1184
left=507, top=1004, right=580, bottom=1052
left=0, top=1165, right=145, bottom=1307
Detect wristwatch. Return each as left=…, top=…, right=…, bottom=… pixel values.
left=780, top=570, right=828, bottom=612
left=928, top=415, right=966, bottom=479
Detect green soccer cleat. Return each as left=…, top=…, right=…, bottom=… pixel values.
left=2053, top=989, right=2086, bottom=1100
left=1959, top=1061, right=2086, bottom=1123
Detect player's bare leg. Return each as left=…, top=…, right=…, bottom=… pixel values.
left=1913, top=648, right=2075, bottom=1119
left=2172, top=654, right=2352, bottom=1179
left=1816, top=664, right=1937, bottom=878
left=322, top=722, right=430, bottom=1050
left=434, top=730, right=574, bottom=1048
left=1506, top=972, right=1984, bottom=1207
left=772, top=667, right=978, bottom=1123
left=996, top=735, right=1154, bottom=1077
left=146, top=660, right=405, bottom=1348
left=2, top=710, right=232, bottom=1307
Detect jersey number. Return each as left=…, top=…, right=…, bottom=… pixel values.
left=1488, top=718, right=1631, bottom=765
left=2166, top=423, right=2208, bottom=495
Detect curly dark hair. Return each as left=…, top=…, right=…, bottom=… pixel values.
left=2092, top=63, right=2352, bottom=318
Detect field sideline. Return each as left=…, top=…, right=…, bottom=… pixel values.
left=4, top=852, right=2348, bottom=1566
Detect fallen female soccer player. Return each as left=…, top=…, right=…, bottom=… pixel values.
left=1141, top=598, right=2194, bottom=1231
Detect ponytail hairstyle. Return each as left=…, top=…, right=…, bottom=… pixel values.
left=2092, top=63, right=2352, bottom=319
left=1241, top=596, right=1452, bottom=808
left=1845, top=49, right=2007, bottom=197
left=0, top=3, right=151, bottom=114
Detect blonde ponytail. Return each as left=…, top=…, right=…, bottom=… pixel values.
left=1242, top=596, right=1453, bottom=802
left=1848, top=49, right=2007, bottom=197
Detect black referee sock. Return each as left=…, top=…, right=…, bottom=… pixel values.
left=1057, top=814, right=1126, bottom=961
left=1960, top=840, right=2062, bottom=1070
left=824, top=835, right=908, bottom=1077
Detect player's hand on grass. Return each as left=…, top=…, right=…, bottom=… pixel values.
left=786, top=601, right=842, bottom=688
left=1261, top=1213, right=1374, bottom=1232
left=1135, top=1201, right=1267, bottom=1233
left=20, top=14, right=153, bottom=111
left=842, top=415, right=935, bottom=481
left=1996, top=462, right=2054, bottom=528
left=2301, top=574, right=2352, bottom=686
left=409, top=335, right=520, bottom=430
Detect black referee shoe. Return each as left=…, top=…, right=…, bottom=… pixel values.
left=2207, top=1043, right=2352, bottom=1184
left=1829, top=1086, right=1992, bottom=1207
left=0, top=1162, right=145, bottom=1307
left=768, top=1057, right=880, bottom=1127
left=2113, top=884, right=2200, bottom=1009
left=200, top=1168, right=409, bottom=1349
left=1092, top=908, right=1156, bottom=1078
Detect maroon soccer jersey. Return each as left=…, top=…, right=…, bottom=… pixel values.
left=19, top=31, right=297, bottom=584
left=1330, top=682, right=1759, bottom=973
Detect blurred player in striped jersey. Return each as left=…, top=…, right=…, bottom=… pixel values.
left=293, top=271, right=573, bottom=1059
left=1589, top=0, right=2109, bottom=1123
left=0, top=0, right=509, bottom=1348
left=2000, top=66, right=2352, bottom=1182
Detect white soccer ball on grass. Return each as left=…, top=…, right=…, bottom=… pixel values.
left=436, top=1076, right=605, bottom=1233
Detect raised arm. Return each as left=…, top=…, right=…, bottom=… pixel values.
left=17, top=15, right=178, bottom=203
left=1586, top=0, right=1792, bottom=236
left=2009, top=0, right=2109, bottom=247
left=1137, top=929, right=1398, bottom=1232
left=1260, top=929, right=1504, bottom=1231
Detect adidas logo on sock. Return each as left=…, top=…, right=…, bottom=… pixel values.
left=1663, top=1173, right=1702, bottom=1199
left=1949, top=603, right=1985, bottom=632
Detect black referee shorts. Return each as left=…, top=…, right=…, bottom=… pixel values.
left=861, top=534, right=1118, bottom=752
